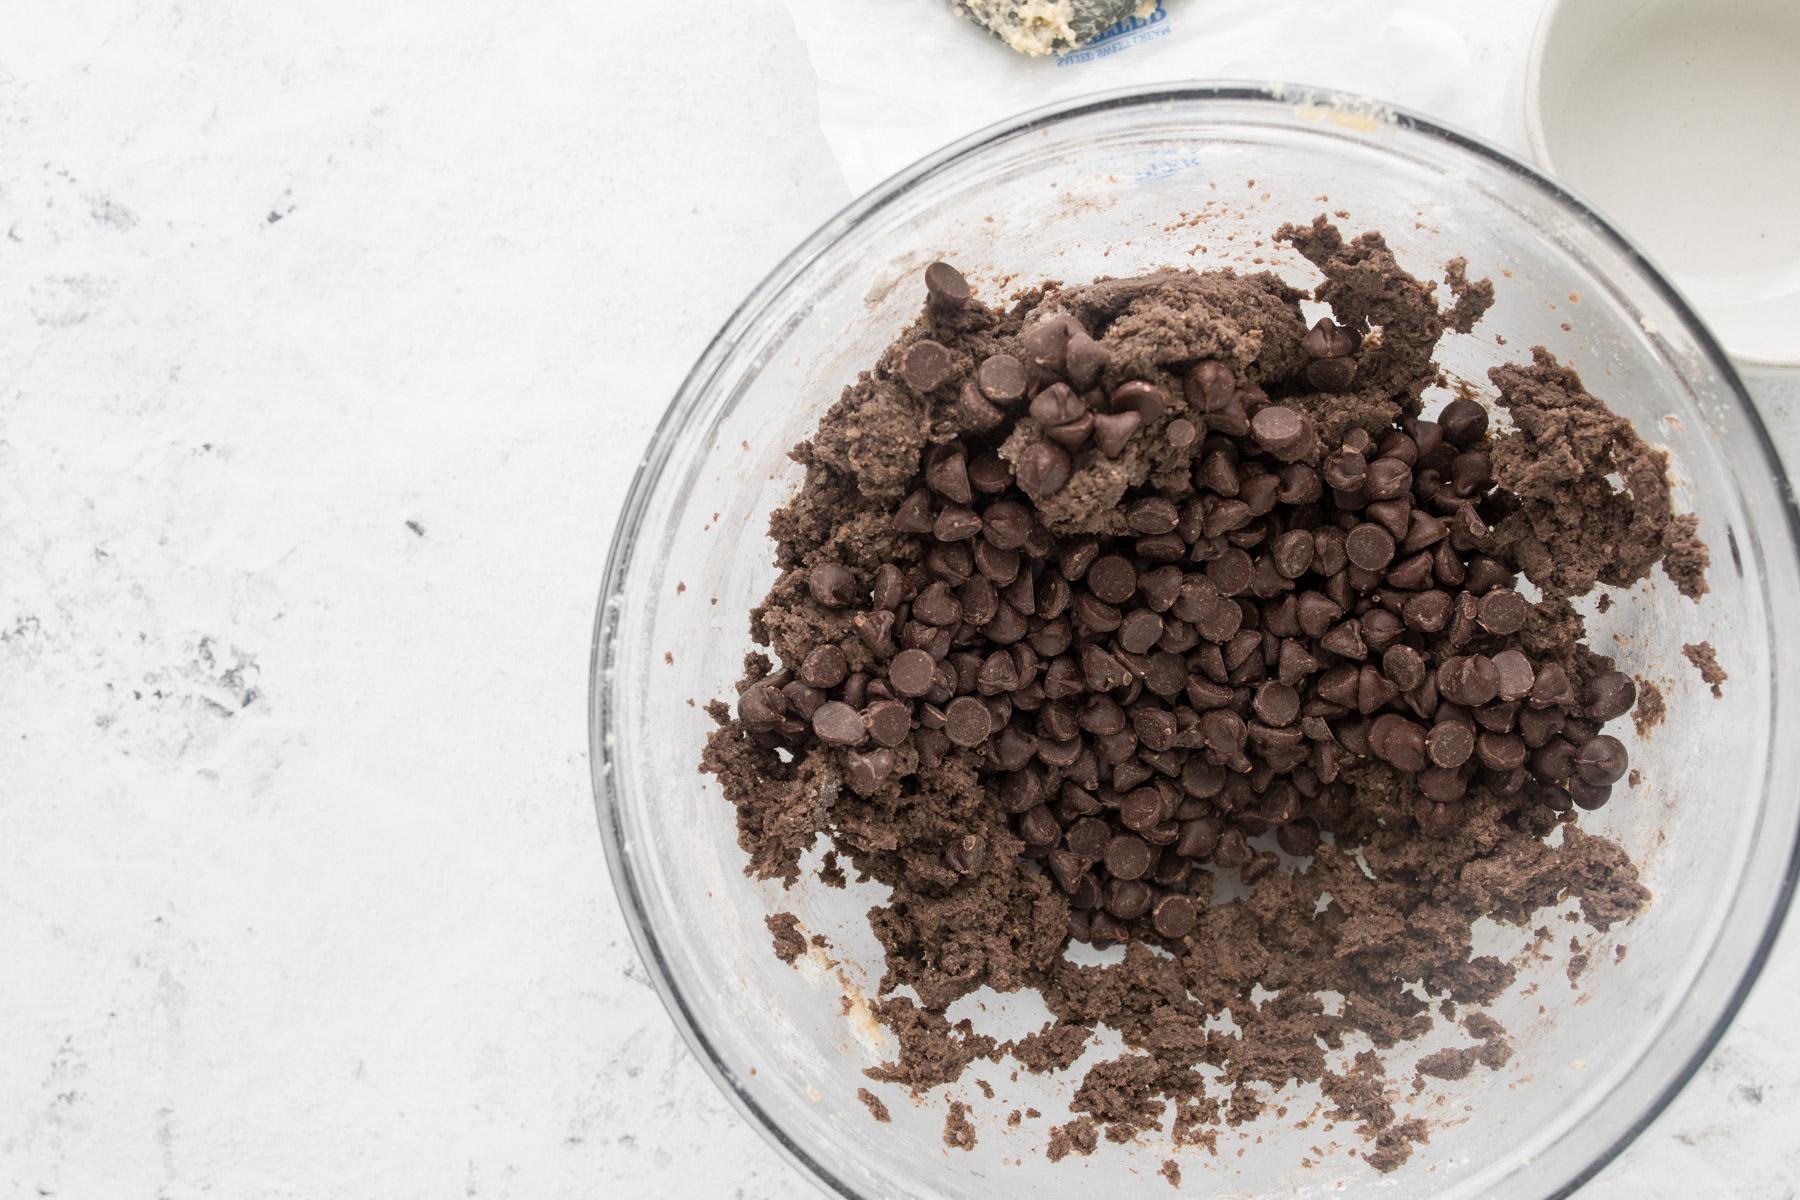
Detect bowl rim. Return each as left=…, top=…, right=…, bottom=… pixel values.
left=1523, top=0, right=1800, bottom=371
left=590, top=80, right=1800, bottom=1199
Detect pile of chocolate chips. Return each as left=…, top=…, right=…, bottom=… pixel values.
left=730, top=264, right=1639, bottom=948
left=703, top=219, right=1706, bottom=1171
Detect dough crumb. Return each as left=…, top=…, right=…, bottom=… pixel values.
left=857, top=1087, right=891, bottom=1123
left=1682, top=641, right=1726, bottom=697
left=766, top=912, right=806, bottom=964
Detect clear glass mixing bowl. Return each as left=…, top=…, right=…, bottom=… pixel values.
left=590, top=85, right=1800, bottom=1198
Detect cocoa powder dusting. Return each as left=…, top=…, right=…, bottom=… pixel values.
left=699, top=221, right=1704, bottom=1175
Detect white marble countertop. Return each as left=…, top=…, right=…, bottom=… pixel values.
left=1, top=1, right=1794, bottom=1196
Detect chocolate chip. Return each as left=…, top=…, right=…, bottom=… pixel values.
left=808, top=562, right=859, bottom=607
left=866, top=699, right=912, bottom=747
left=1346, top=523, right=1396, bottom=571
left=1451, top=451, right=1492, bottom=496
left=924, top=261, right=970, bottom=310
left=1092, top=410, right=1142, bottom=458
left=1319, top=620, right=1367, bottom=661
left=902, top=339, right=957, bottom=393
left=1437, top=654, right=1501, bottom=707
left=1476, top=587, right=1528, bottom=635
left=1207, top=549, right=1254, bottom=597
left=1576, top=734, right=1628, bottom=785
left=1584, top=670, right=1637, bottom=721
left=1064, top=330, right=1112, bottom=388
left=933, top=504, right=982, bottom=543
left=1272, top=529, right=1315, bottom=578
left=1426, top=721, right=1474, bottom=768
left=1111, top=380, right=1167, bottom=423
left=1104, top=878, right=1153, bottom=920
left=1030, top=383, right=1085, bottom=428
left=977, top=354, right=1028, bottom=403
left=1015, top=441, right=1072, bottom=498
left=1253, top=681, right=1300, bottom=726
left=1085, top=555, right=1136, bottom=605
left=812, top=700, right=867, bottom=746
left=954, top=380, right=1005, bottom=433
left=1213, top=827, right=1253, bottom=870
left=964, top=453, right=1008, bottom=496
left=912, top=581, right=962, bottom=627
left=888, top=648, right=936, bottom=697
left=1490, top=649, right=1535, bottom=701
left=872, top=564, right=907, bottom=611
left=1021, top=315, right=1076, bottom=371
left=1302, top=317, right=1358, bottom=359
left=1369, top=713, right=1428, bottom=771
left=738, top=683, right=785, bottom=730
left=1020, top=804, right=1059, bottom=847
left=1151, top=894, right=1197, bottom=938
left=1402, top=589, right=1453, bottom=633
left=1387, top=552, right=1434, bottom=590
left=943, top=833, right=987, bottom=875
left=1118, top=609, right=1165, bottom=654
left=1477, top=731, right=1527, bottom=772
left=925, top=447, right=974, bottom=505
left=893, top=489, right=934, bottom=534
left=1042, top=413, right=1091, bottom=449
left=801, top=644, right=849, bottom=688
left=1081, top=644, right=1133, bottom=692
left=1251, top=405, right=1308, bottom=456
left=1323, top=449, right=1367, bottom=493
left=1438, top=397, right=1489, bottom=446
left=1529, top=661, right=1576, bottom=709
left=1105, top=834, right=1154, bottom=880
left=943, top=696, right=992, bottom=747
left=844, top=747, right=895, bottom=793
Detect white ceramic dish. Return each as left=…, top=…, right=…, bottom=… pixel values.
left=1526, top=0, right=1800, bottom=369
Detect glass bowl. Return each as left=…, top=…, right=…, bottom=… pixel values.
left=590, top=85, right=1800, bottom=1199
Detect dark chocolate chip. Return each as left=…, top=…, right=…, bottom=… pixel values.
left=844, top=747, right=895, bottom=793
left=1104, top=834, right=1154, bottom=880
left=1030, top=382, right=1087, bottom=428
left=1584, top=670, right=1637, bottom=721
left=808, top=562, right=859, bottom=607
left=943, top=696, right=992, bottom=747
left=1345, top=523, right=1396, bottom=571
left=1476, top=587, right=1528, bottom=635
left=1438, top=397, right=1489, bottom=446
left=1426, top=720, right=1474, bottom=768
left=1092, top=410, right=1142, bottom=457
left=1251, top=405, right=1309, bottom=456
left=924, top=261, right=970, bottom=310
left=977, top=354, right=1028, bottom=403
left=1015, top=441, right=1072, bottom=498
left=1576, top=734, right=1628, bottom=785
left=812, top=700, right=867, bottom=746
left=1111, top=380, right=1167, bottom=423
left=901, top=339, right=957, bottom=393
left=801, top=644, right=849, bottom=688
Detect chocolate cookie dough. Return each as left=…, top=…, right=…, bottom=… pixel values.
left=701, top=219, right=1705, bottom=1173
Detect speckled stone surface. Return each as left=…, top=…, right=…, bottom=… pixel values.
left=0, top=1, right=1794, bottom=1196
